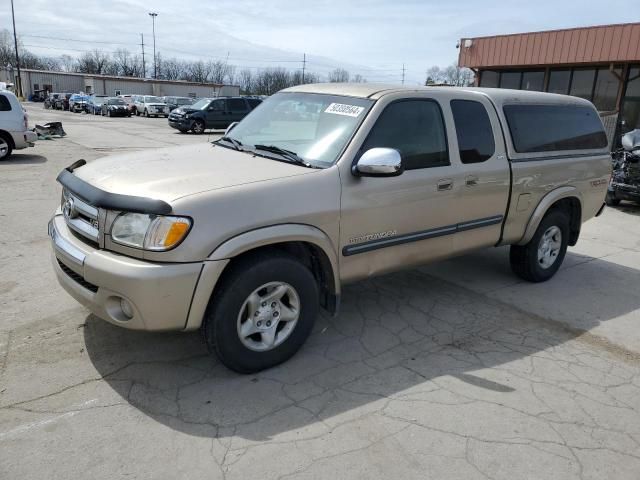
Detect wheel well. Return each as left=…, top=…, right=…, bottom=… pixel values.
left=548, top=197, right=581, bottom=246
left=0, top=130, right=15, bottom=149
left=215, top=242, right=339, bottom=314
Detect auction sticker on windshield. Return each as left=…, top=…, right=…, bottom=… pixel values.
left=325, top=103, right=365, bottom=117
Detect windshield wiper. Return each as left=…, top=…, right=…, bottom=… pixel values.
left=215, top=136, right=244, bottom=151
left=253, top=144, right=316, bottom=168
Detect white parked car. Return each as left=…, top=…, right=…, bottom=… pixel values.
left=0, top=89, right=37, bottom=160
left=134, top=95, right=169, bottom=118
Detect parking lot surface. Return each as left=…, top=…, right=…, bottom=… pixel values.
left=1, top=104, right=640, bottom=479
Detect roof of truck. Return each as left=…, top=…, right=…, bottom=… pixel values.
left=282, top=83, right=594, bottom=107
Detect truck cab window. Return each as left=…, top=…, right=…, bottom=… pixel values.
left=451, top=100, right=495, bottom=163
left=362, top=99, right=449, bottom=170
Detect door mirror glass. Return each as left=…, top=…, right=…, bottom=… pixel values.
left=225, top=122, right=239, bottom=135
left=354, top=148, right=403, bottom=177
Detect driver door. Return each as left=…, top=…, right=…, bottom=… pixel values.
left=206, top=99, right=227, bottom=129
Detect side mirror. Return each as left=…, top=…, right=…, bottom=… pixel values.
left=353, top=148, right=403, bottom=177
left=225, top=122, right=239, bottom=136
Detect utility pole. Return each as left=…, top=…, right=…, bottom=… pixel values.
left=402, top=63, right=406, bottom=85
left=140, top=33, right=146, bottom=78
left=302, top=53, right=306, bottom=84
left=148, top=12, right=158, bottom=79
left=10, top=0, right=22, bottom=97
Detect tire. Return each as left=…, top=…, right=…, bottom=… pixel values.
left=510, top=209, right=570, bottom=283
left=605, top=191, right=620, bottom=206
left=0, top=133, right=13, bottom=160
left=136, top=110, right=140, bottom=116
left=144, top=109, right=149, bottom=117
left=107, top=110, right=112, bottom=117
left=192, top=119, right=205, bottom=134
left=203, top=252, right=319, bottom=373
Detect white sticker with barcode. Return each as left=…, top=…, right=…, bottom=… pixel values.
left=324, top=103, right=365, bottom=117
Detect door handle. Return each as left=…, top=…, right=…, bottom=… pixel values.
left=465, top=175, right=479, bottom=186
left=437, top=179, right=453, bottom=191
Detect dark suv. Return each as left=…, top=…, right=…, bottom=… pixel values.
left=168, top=97, right=261, bottom=133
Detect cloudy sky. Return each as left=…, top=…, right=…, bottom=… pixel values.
left=1, top=0, right=635, bottom=84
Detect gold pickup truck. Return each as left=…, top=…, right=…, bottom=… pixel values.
left=49, top=84, right=610, bottom=372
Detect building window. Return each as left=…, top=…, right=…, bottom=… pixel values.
left=569, top=68, right=596, bottom=100
left=620, top=66, right=640, bottom=132
left=521, top=71, right=544, bottom=91
left=500, top=71, right=521, bottom=89
left=592, top=66, right=622, bottom=112
left=547, top=70, right=571, bottom=94
left=479, top=70, right=499, bottom=88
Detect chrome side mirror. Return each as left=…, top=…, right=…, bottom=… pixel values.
left=225, top=122, right=239, bottom=135
left=353, top=148, right=403, bottom=177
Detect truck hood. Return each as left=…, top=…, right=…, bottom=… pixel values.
left=72, top=143, right=317, bottom=203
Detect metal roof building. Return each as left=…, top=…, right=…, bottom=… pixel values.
left=458, top=22, right=640, bottom=146
left=0, top=67, right=240, bottom=99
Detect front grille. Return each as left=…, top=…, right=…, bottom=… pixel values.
left=62, top=190, right=99, bottom=245
left=57, top=259, right=98, bottom=293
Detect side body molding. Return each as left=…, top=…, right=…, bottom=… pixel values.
left=207, top=223, right=341, bottom=294
left=517, top=186, right=583, bottom=246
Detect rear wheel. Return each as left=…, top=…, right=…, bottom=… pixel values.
left=0, top=134, right=13, bottom=160
left=510, top=209, right=570, bottom=282
left=203, top=252, right=319, bottom=373
left=192, top=119, right=205, bottom=134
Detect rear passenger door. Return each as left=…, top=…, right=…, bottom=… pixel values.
left=226, top=98, right=249, bottom=124
left=447, top=95, right=511, bottom=252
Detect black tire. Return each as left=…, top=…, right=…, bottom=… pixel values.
left=510, top=209, right=570, bottom=282
left=605, top=191, right=621, bottom=206
left=192, top=119, right=205, bottom=134
left=144, top=109, right=149, bottom=117
left=203, top=252, right=319, bottom=373
left=0, top=132, right=13, bottom=160
left=136, top=110, right=140, bottom=116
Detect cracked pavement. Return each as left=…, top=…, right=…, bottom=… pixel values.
left=2, top=105, right=640, bottom=479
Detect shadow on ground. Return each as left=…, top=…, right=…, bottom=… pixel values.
left=2, top=154, right=47, bottom=165
left=83, top=253, right=640, bottom=441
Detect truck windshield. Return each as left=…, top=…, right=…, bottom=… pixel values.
left=226, top=92, right=374, bottom=168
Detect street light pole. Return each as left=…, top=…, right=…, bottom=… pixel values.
left=10, top=0, right=22, bottom=97
left=148, top=12, right=158, bottom=79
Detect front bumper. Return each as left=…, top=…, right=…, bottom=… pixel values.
left=49, top=214, right=211, bottom=331
left=168, top=117, right=192, bottom=130
left=610, top=183, right=640, bottom=202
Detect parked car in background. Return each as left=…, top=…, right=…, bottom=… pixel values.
left=44, top=93, right=59, bottom=109
left=86, top=96, right=108, bottom=115
left=101, top=97, right=131, bottom=117
left=118, top=95, right=137, bottom=115
left=168, top=97, right=261, bottom=133
left=0, top=90, right=37, bottom=160
left=607, top=130, right=640, bottom=206
left=163, top=96, right=195, bottom=112
left=54, top=93, right=73, bottom=111
left=135, top=95, right=169, bottom=117
left=49, top=85, right=611, bottom=372
left=69, top=94, right=89, bottom=113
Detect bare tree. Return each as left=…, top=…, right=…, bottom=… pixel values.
left=351, top=74, right=366, bottom=83
left=425, top=63, right=474, bottom=86
left=328, top=68, right=350, bottom=83
left=186, top=60, right=211, bottom=82
left=59, top=54, right=75, bottom=72
left=162, top=57, right=185, bottom=80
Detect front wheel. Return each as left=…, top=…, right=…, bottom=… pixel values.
left=510, top=209, right=569, bottom=282
left=192, top=119, right=205, bottom=134
left=203, top=252, right=319, bottom=373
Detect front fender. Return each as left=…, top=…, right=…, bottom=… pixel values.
left=207, top=223, right=340, bottom=292
left=517, top=186, right=582, bottom=245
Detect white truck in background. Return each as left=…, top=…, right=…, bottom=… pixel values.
left=0, top=89, right=37, bottom=159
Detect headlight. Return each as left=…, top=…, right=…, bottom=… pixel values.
left=111, top=213, right=192, bottom=251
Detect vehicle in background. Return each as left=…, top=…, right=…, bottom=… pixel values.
left=607, top=129, right=640, bottom=206
left=101, top=97, right=131, bottom=117
left=163, top=96, right=195, bottom=112
left=0, top=90, right=37, bottom=160
left=118, top=95, right=137, bottom=115
left=69, top=94, right=89, bottom=113
left=44, top=93, right=60, bottom=109
left=168, top=96, right=261, bottom=133
left=86, top=96, right=108, bottom=115
left=54, top=93, right=73, bottom=111
left=135, top=95, right=169, bottom=117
